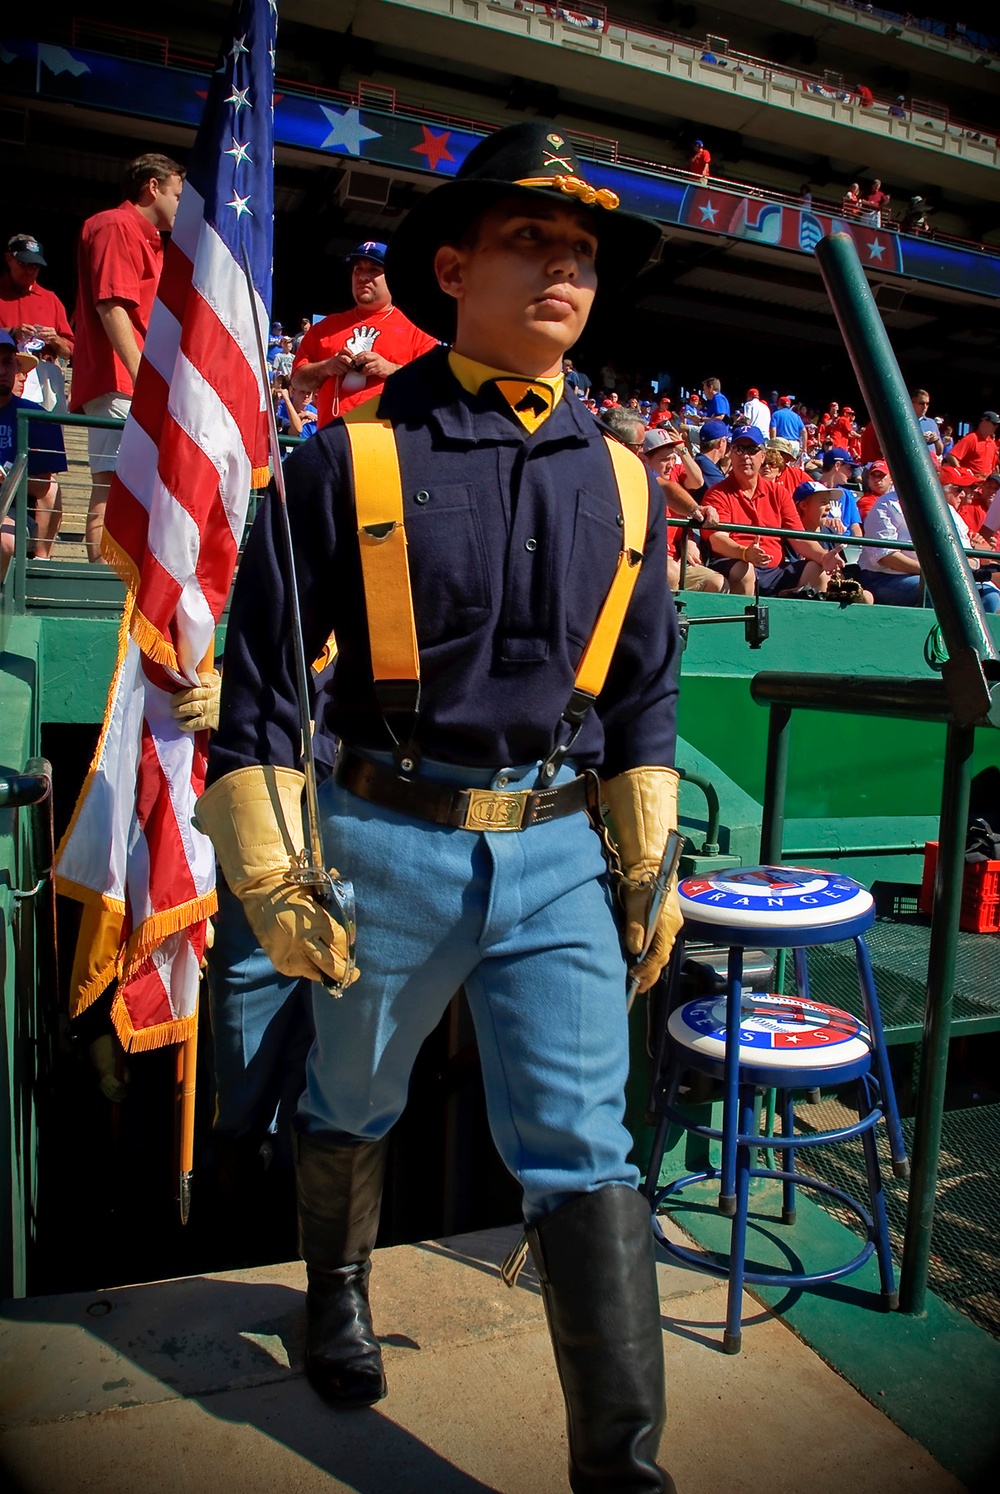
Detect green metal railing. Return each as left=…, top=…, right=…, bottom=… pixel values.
left=751, top=233, right=1000, bottom=1322
left=5, top=407, right=303, bottom=615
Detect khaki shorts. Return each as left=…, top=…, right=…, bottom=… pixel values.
left=84, top=393, right=131, bottom=473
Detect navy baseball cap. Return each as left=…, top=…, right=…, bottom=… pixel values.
left=730, top=424, right=767, bottom=447
left=792, top=480, right=827, bottom=504
left=348, top=240, right=388, bottom=267
left=822, top=447, right=853, bottom=468
left=0, top=330, right=16, bottom=349
left=700, top=419, right=730, bottom=442
left=7, top=234, right=46, bottom=266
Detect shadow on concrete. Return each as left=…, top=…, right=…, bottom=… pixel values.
left=0, top=1271, right=501, bottom=1494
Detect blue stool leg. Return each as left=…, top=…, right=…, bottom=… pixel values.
left=858, top=1076, right=899, bottom=1310
left=780, top=1089, right=797, bottom=1226
left=854, top=936, right=909, bottom=1180
left=643, top=1112, right=671, bottom=1206
left=719, top=945, right=744, bottom=1217
left=792, top=945, right=811, bottom=1002
left=724, top=1084, right=756, bottom=1354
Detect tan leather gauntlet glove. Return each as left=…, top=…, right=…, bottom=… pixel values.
left=194, top=765, right=357, bottom=986
left=171, top=670, right=222, bottom=733
left=602, top=766, right=683, bottom=994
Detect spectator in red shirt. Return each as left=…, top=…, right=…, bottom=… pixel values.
left=830, top=405, right=857, bottom=447
left=861, top=179, right=890, bottom=226
left=944, top=412, right=999, bottom=478
left=707, top=424, right=844, bottom=596
left=291, top=242, right=436, bottom=427
left=818, top=402, right=840, bottom=441
left=760, top=439, right=810, bottom=504
left=841, top=185, right=861, bottom=218
left=0, top=234, right=73, bottom=362
left=855, top=84, right=874, bottom=108
left=72, top=151, right=185, bottom=561
left=859, top=460, right=893, bottom=520
left=688, top=141, right=711, bottom=178
left=648, top=395, right=673, bottom=428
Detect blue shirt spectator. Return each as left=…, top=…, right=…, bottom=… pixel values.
left=772, top=405, right=806, bottom=443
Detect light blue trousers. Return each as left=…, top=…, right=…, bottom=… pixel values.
left=207, top=879, right=314, bottom=1168
left=302, top=756, right=638, bottom=1223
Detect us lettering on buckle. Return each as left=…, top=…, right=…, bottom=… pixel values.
left=463, top=788, right=530, bottom=831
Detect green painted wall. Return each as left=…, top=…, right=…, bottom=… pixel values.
left=677, top=593, right=1000, bottom=820
left=0, top=617, right=43, bottom=1297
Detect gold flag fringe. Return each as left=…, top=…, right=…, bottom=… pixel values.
left=112, top=999, right=199, bottom=1054
left=251, top=464, right=271, bottom=489
left=118, top=891, right=218, bottom=983
left=100, top=532, right=181, bottom=673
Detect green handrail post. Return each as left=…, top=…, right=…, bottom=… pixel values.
left=13, top=409, right=30, bottom=616
left=899, top=722, right=975, bottom=1314
left=677, top=768, right=721, bottom=855
left=814, top=232, right=1000, bottom=726
left=759, top=704, right=791, bottom=864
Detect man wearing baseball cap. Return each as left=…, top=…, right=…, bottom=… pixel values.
left=198, top=122, right=680, bottom=1490
left=944, top=412, right=999, bottom=479
left=0, top=234, right=73, bottom=363
left=860, top=466, right=999, bottom=609
left=707, top=424, right=845, bottom=595
left=290, top=241, right=436, bottom=426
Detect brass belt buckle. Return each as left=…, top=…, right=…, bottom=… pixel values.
left=463, top=787, right=530, bottom=831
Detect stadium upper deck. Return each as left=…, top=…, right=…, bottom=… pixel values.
left=3, top=0, right=999, bottom=405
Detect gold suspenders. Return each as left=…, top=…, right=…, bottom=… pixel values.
left=343, top=422, right=648, bottom=750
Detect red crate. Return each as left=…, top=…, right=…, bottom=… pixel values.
left=919, top=841, right=1000, bottom=934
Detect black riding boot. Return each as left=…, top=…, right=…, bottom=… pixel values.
left=527, top=1185, right=676, bottom=1493
left=295, top=1131, right=389, bottom=1407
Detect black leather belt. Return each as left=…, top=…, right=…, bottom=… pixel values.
left=334, top=749, right=595, bottom=832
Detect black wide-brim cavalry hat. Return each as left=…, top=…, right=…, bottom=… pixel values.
left=385, top=121, right=662, bottom=343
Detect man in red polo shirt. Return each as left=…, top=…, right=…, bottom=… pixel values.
left=944, top=412, right=999, bottom=479
left=707, top=424, right=844, bottom=596
left=0, top=234, right=74, bottom=362
left=71, top=152, right=185, bottom=561
left=290, top=242, right=436, bottom=427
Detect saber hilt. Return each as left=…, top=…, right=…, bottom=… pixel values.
left=625, top=829, right=685, bottom=1013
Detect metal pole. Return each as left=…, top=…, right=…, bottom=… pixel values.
left=759, top=704, right=791, bottom=864
left=814, top=233, right=997, bottom=674
left=239, top=249, right=355, bottom=995
left=13, top=410, right=30, bottom=615
left=899, top=721, right=974, bottom=1313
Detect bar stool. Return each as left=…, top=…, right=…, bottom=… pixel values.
left=644, top=864, right=907, bottom=1353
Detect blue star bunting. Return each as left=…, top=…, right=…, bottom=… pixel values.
left=319, top=105, right=382, bottom=156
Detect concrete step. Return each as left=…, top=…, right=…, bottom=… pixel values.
left=0, top=1221, right=964, bottom=1494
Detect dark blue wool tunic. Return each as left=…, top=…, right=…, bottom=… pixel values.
left=210, top=348, right=679, bottom=783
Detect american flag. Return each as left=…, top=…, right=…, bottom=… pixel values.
left=55, top=0, right=275, bottom=1051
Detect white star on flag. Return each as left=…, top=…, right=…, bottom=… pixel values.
left=226, top=85, right=251, bottom=113
left=225, top=137, right=252, bottom=165
left=868, top=239, right=885, bottom=261
left=230, top=34, right=249, bottom=60
left=699, top=201, right=718, bottom=223
left=228, top=191, right=253, bottom=217
left=319, top=105, right=382, bottom=156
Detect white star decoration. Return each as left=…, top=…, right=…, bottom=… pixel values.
left=229, top=34, right=249, bottom=61
left=226, top=85, right=251, bottom=114
left=225, top=137, right=252, bottom=166
left=868, top=239, right=885, bottom=261
left=699, top=200, right=718, bottom=223
left=319, top=105, right=382, bottom=156
left=228, top=192, right=253, bottom=218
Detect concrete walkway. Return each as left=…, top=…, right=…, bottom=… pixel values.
left=0, top=1221, right=964, bottom=1494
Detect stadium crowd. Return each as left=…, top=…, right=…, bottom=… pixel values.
left=2, top=198, right=999, bottom=611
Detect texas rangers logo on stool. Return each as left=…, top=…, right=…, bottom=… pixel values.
left=676, top=993, right=870, bottom=1068
left=677, top=864, right=875, bottom=930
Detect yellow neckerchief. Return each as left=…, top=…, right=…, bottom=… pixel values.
left=448, top=350, right=564, bottom=435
